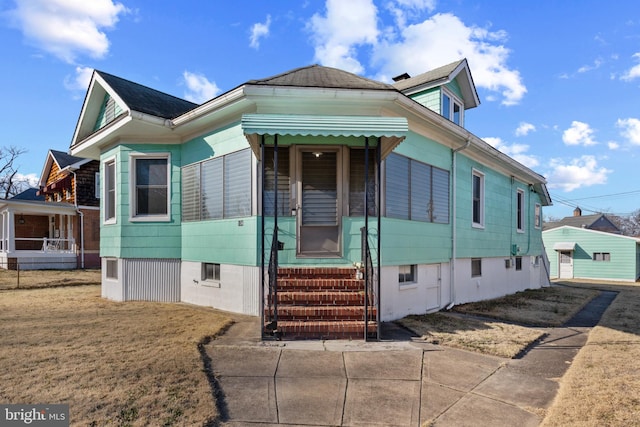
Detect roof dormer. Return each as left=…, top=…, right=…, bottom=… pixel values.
left=392, top=58, right=479, bottom=128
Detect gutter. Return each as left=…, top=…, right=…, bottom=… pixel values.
left=449, top=138, right=471, bottom=309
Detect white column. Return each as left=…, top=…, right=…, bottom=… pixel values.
left=7, top=210, right=15, bottom=252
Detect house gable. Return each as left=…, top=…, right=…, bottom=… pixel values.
left=392, top=59, right=480, bottom=118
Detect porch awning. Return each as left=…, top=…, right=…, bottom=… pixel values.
left=553, top=242, right=576, bottom=251
left=241, top=114, right=408, bottom=160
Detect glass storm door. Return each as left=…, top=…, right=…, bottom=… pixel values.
left=297, top=149, right=341, bottom=256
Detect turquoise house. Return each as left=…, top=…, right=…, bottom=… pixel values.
left=543, top=225, right=640, bottom=282
left=69, top=59, right=551, bottom=339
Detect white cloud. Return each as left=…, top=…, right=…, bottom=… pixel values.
left=616, top=117, right=640, bottom=145
left=182, top=71, right=221, bottom=104
left=7, top=0, right=128, bottom=63
left=547, top=156, right=611, bottom=192
left=307, top=0, right=379, bottom=74
left=621, top=53, right=640, bottom=81
left=577, top=58, right=603, bottom=73
left=306, top=3, right=526, bottom=105
left=249, top=15, right=271, bottom=49
left=607, top=141, right=620, bottom=150
left=63, top=66, right=94, bottom=92
left=372, top=13, right=526, bottom=105
left=386, top=0, right=436, bottom=28
left=515, top=122, right=535, bottom=137
left=484, top=136, right=539, bottom=169
left=562, top=121, right=597, bottom=146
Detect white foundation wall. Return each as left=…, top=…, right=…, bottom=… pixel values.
left=102, top=257, right=124, bottom=301
left=380, top=263, right=451, bottom=322
left=180, top=262, right=261, bottom=315
left=453, top=256, right=544, bottom=306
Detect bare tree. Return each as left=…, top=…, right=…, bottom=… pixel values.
left=610, top=210, right=640, bottom=237
left=0, top=146, right=29, bottom=199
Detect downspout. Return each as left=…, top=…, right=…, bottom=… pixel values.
left=448, top=139, right=470, bottom=309
left=71, top=170, right=85, bottom=269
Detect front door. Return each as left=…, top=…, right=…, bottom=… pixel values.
left=559, top=250, right=573, bottom=278
left=297, top=148, right=341, bottom=256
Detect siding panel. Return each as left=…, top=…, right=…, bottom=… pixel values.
left=123, top=258, right=180, bottom=301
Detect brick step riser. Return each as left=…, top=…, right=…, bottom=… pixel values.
left=277, top=268, right=357, bottom=280
left=274, top=279, right=365, bottom=292
left=267, top=314, right=377, bottom=321
left=276, top=324, right=377, bottom=340
left=274, top=296, right=368, bottom=305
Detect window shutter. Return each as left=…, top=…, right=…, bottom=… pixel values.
left=432, top=167, right=449, bottom=223
left=410, top=162, right=431, bottom=222
left=385, top=154, right=409, bottom=219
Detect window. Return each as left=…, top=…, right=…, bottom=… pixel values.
left=181, top=148, right=252, bottom=222
left=104, top=159, right=116, bottom=222
left=515, top=256, right=522, bottom=271
left=472, top=170, right=484, bottom=227
left=131, top=154, right=169, bottom=219
left=442, top=90, right=463, bottom=126
left=349, top=148, right=377, bottom=216
left=399, top=265, right=416, bottom=284
left=517, top=189, right=525, bottom=232
left=534, top=203, right=541, bottom=229
left=95, top=172, right=100, bottom=199
left=593, top=252, right=611, bottom=262
left=202, top=263, right=220, bottom=281
left=385, top=153, right=450, bottom=223
left=471, top=258, right=482, bottom=277
left=264, top=146, right=291, bottom=216
left=105, top=258, right=118, bottom=279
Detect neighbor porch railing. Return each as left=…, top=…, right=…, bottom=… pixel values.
left=10, top=238, right=75, bottom=253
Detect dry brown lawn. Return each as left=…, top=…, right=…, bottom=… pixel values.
left=452, top=286, right=599, bottom=326
left=0, top=268, right=101, bottom=290
left=399, top=312, right=543, bottom=358
left=542, top=282, right=640, bottom=426
left=0, top=284, right=231, bottom=426
left=399, top=285, right=598, bottom=358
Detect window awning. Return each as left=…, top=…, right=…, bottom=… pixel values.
left=241, top=114, right=408, bottom=160
left=553, top=242, right=576, bottom=251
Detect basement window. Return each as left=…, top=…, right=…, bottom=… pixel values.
left=398, top=265, right=416, bottom=284
left=471, top=258, right=482, bottom=277
left=105, top=258, right=118, bottom=280
left=515, top=256, right=522, bottom=271
left=202, top=263, right=221, bottom=282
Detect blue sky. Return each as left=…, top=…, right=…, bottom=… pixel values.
left=1, top=0, right=640, bottom=219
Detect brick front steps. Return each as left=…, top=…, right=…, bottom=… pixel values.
left=264, top=267, right=377, bottom=340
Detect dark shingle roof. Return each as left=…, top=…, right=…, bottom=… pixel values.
left=392, top=59, right=464, bottom=92
left=246, top=64, right=396, bottom=91
left=50, top=149, right=85, bottom=169
left=543, top=213, right=621, bottom=233
left=96, top=71, right=198, bottom=119
left=11, top=188, right=44, bottom=201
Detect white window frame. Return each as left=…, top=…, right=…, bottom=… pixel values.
left=442, top=88, right=464, bottom=126
left=103, top=157, right=116, bottom=224
left=517, top=188, right=525, bottom=233
left=534, top=203, right=541, bottom=229
left=129, top=152, right=171, bottom=222
left=472, top=170, right=484, bottom=228
left=201, top=262, right=221, bottom=283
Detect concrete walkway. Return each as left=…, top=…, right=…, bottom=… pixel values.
left=204, top=290, right=617, bottom=426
